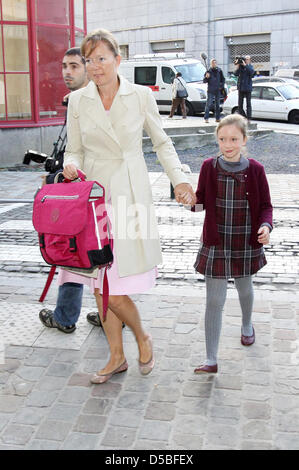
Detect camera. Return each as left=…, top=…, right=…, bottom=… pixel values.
left=23, top=99, right=68, bottom=178
left=23, top=123, right=66, bottom=175
left=235, top=56, right=246, bottom=65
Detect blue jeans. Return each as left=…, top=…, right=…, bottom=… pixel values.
left=204, top=91, right=220, bottom=120
left=53, top=282, right=83, bottom=327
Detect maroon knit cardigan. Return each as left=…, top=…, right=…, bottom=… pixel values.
left=192, top=157, right=273, bottom=248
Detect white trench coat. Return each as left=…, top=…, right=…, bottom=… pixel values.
left=64, top=76, right=189, bottom=277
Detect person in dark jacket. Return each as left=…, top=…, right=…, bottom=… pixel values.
left=203, top=59, right=225, bottom=123
left=234, top=55, right=255, bottom=121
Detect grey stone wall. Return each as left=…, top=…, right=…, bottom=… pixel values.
left=86, top=0, right=299, bottom=73
left=0, top=125, right=62, bottom=168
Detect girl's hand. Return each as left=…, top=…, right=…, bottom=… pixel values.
left=63, top=164, right=79, bottom=180
left=257, top=226, right=270, bottom=245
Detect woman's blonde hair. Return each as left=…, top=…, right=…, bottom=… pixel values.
left=81, top=28, right=121, bottom=58
left=216, top=114, right=248, bottom=139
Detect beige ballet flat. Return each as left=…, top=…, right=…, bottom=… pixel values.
left=90, top=360, right=128, bottom=384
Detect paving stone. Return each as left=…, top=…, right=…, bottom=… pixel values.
left=12, top=408, right=46, bottom=426
left=0, top=413, right=12, bottom=432
left=242, top=420, right=272, bottom=440
left=46, top=362, right=76, bottom=378
left=101, top=426, right=137, bottom=448
left=182, top=381, right=214, bottom=398
left=16, top=366, right=46, bottom=382
left=26, top=440, right=61, bottom=450
left=91, top=382, right=122, bottom=398
left=68, top=373, right=91, bottom=387
left=150, top=386, right=180, bottom=403
left=82, top=398, right=113, bottom=415
left=214, top=375, right=242, bottom=390
left=34, top=376, right=67, bottom=392
left=116, top=391, right=150, bottom=410
left=241, top=440, right=273, bottom=450
left=35, top=420, right=72, bottom=441
left=109, top=408, right=143, bottom=429
left=206, top=423, right=240, bottom=447
left=74, top=414, right=107, bottom=434
left=138, top=420, right=172, bottom=441
left=145, top=402, right=176, bottom=421
left=0, top=395, right=24, bottom=413
left=133, top=439, right=168, bottom=450
left=61, top=433, right=100, bottom=450
left=25, top=391, right=59, bottom=408
left=171, top=433, right=203, bottom=450
left=173, top=415, right=207, bottom=436
left=58, top=387, right=90, bottom=405
left=47, top=404, right=82, bottom=423
left=176, top=397, right=210, bottom=417
left=1, top=424, right=35, bottom=445
left=243, top=402, right=272, bottom=419
left=274, top=433, right=299, bottom=450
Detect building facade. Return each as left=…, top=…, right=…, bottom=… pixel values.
left=86, top=0, right=299, bottom=76
left=0, top=0, right=87, bottom=166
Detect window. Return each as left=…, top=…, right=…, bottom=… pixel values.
left=35, top=0, right=69, bottom=24
left=135, top=67, right=157, bottom=86
left=0, top=0, right=87, bottom=126
left=261, top=87, right=280, bottom=100
left=2, top=0, right=27, bottom=20
left=162, top=67, right=175, bottom=84
left=36, top=25, right=70, bottom=119
left=174, top=63, right=206, bottom=83
left=251, top=87, right=262, bottom=99
left=277, top=85, right=299, bottom=100
left=120, top=45, right=129, bottom=59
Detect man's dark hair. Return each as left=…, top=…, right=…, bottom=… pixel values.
left=64, top=47, right=85, bottom=64
left=176, top=72, right=182, bottom=77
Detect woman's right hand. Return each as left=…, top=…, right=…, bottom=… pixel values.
left=63, top=164, right=79, bottom=180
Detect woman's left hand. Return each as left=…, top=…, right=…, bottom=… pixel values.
left=257, top=225, right=270, bottom=245
left=174, top=183, right=196, bottom=206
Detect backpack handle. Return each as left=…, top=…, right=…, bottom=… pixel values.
left=63, top=169, right=86, bottom=183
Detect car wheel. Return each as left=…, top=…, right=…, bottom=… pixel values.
left=232, top=107, right=239, bottom=114
left=184, top=101, right=195, bottom=116
left=288, top=110, right=299, bottom=124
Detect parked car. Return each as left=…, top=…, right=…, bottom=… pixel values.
left=222, top=82, right=299, bottom=124
left=225, top=76, right=238, bottom=93
left=119, top=53, right=208, bottom=116
left=253, top=76, right=299, bottom=89
left=274, top=69, right=299, bottom=82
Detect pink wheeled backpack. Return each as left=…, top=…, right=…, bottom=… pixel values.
left=32, top=170, right=113, bottom=319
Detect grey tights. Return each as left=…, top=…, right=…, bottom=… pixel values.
left=204, top=276, right=254, bottom=365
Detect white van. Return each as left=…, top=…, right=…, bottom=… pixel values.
left=274, top=69, right=299, bottom=82
left=119, top=53, right=210, bottom=116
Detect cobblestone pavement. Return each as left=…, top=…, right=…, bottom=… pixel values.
left=0, top=170, right=298, bottom=450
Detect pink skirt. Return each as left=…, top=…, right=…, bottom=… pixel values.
left=57, top=253, right=157, bottom=295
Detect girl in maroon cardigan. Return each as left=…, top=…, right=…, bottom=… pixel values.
left=193, top=114, right=273, bottom=374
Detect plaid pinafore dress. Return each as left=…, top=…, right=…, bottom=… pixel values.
left=194, top=159, right=266, bottom=278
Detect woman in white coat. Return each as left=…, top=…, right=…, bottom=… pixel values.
left=62, top=29, right=196, bottom=384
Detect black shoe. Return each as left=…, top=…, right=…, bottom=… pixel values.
left=39, top=309, right=76, bottom=334
left=86, top=312, right=125, bottom=329
left=86, top=312, right=103, bottom=327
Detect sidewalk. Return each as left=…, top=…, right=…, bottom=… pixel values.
left=0, top=170, right=298, bottom=450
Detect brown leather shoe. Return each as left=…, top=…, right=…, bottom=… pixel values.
left=194, top=364, right=218, bottom=374
left=241, top=326, right=255, bottom=346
